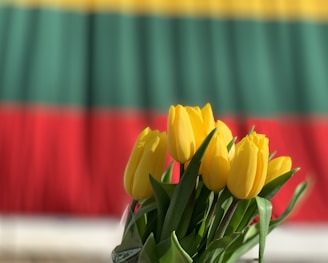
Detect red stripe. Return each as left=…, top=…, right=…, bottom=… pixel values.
left=1, top=105, right=327, bottom=221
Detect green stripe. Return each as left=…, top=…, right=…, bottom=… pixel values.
left=1, top=6, right=328, bottom=116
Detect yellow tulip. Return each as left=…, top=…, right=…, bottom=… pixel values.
left=168, top=103, right=215, bottom=163
left=124, top=127, right=167, bottom=200
left=200, top=133, right=230, bottom=192
left=227, top=132, right=269, bottom=199
left=168, top=105, right=196, bottom=163
left=265, top=156, right=292, bottom=184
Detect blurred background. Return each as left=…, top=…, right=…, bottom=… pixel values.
left=1, top=0, right=328, bottom=262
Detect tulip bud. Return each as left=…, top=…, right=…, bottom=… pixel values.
left=168, top=103, right=215, bottom=163
left=124, top=127, right=167, bottom=200
left=200, top=133, right=230, bottom=192
left=227, top=132, right=269, bottom=199
left=266, top=156, right=292, bottom=184
left=167, top=105, right=196, bottom=163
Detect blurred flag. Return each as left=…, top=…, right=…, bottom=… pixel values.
left=0, top=0, right=328, bottom=221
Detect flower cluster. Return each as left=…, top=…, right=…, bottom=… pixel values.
left=113, top=103, right=307, bottom=263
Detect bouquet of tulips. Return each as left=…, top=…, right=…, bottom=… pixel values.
left=112, top=103, right=307, bottom=263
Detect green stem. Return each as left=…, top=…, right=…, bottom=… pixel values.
left=206, top=188, right=230, bottom=244
left=215, top=198, right=239, bottom=239
left=206, top=194, right=218, bottom=228
left=197, top=192, right=227, bottom=258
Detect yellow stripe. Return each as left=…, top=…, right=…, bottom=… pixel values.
left=2, top=0, right=328, bottom=20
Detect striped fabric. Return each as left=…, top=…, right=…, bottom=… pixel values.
left=1, top=0, right=328, bottom=221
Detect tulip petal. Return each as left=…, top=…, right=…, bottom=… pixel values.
left=132, top=133, right=167, bottom=200
left=186, top=106, right=204, bottom=149
left=202, top=103, right=216, bottom=135
left=247, top=147, right=268, bottom=198
left=266, top=156, right=292, bottom=184
left=216, top=120, right=233, bottom=146
left=201, top=134, right=230, bottom=192
left=133, top=149, right=155, bottom=199
left=208, top=155, right=230, bottom=192
left=227, top=137, right=258, bottom=199
left=124, top=127, right=151, bottom=196
left=167, top=105, right=178, bottom=160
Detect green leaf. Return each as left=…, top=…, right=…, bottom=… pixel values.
left=159, top=231, right=193, bottom=263
left=207, top=188, right=232, bottom=244
left=270, top=181, right=308, bottom=228
left=176, top=190, right=196, bottom=239
left=224, top=199, right=251, bottom=236
left=155, top=237, right=172, bottom=259
left=221, top=226, right=259, bottom=263
left=142, top=210, right=158, bottom=243
left=255, top=196, right=272, bottom=263
left=188, top=181, right=212, bottom=231
left=136, top=213, right=147, bottom=240
left=138, top=233, right=158, bottom=263
left=214, top=198, right=239, bottom=241
left=161, top=183, right=177, bottom=198
left=149, top=175, right=171, bottom=239
left=192, top=193, right=216, bottom=257
left=194, top=190, right=214, bottom=239
left=196, top=234, right=239, bottom=263
left=112, top=220, right=143, bottom=262
left=180, top=230, right=197, bottom=257
left=125, top=198, right=157, bottom=235
left=227, top=137, right=237, bottom=152
left=160, top=128, right=217, bottom=241
left=259, top=168, right=300, bottom=200
left=235, top=198, right=257, bottom=232
left=268, top=151, right=277, bottom=160
left=248, top=125, right=255, bottom=135
left=161, top=162, right=174, bottom=183
left=225, top=181, right=308, bottom=263
left=236, top=168, right=300, bottom=232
